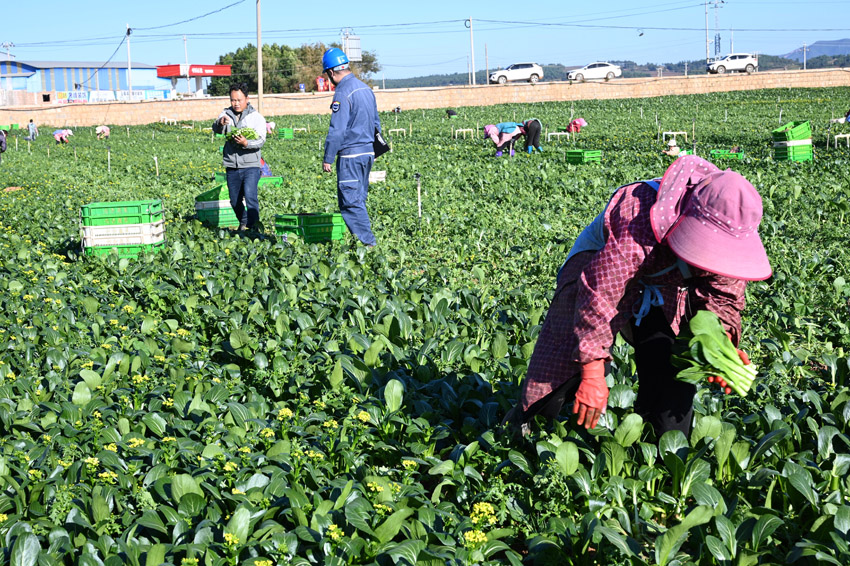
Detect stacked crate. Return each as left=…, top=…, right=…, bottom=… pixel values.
left=275, top=213, right=347, bottom=243
left=196, top=176, right=285, bottom=228
left=772, top=121, right=812, bottom=162
left=195, top=184, right=240, bottom=228
left=565, top=149, right=602, bottom=164
left=80, top=200, right=165, bottom=257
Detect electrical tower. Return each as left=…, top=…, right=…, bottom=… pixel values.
left=712, top=0, right=725, bottom=57
left=340, top=28, right=362, bottom=63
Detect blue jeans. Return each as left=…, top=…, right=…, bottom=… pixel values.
left=336, top=154, right=376, bottom=246
left=226, top=167, right=261, bottom=227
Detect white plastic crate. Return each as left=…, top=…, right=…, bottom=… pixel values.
left=369, top=170, right=387, bottom=184
left=772, top=139, right=812, bottom=148
left=194, top=199, right=238, bottom=211
left=82, top=220, right=165, bottom=248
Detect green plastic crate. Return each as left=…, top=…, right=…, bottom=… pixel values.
left=197, top=183, right=229, bottom=202
left=278, top=128, right=294, bottom=140
left=81, top=200, right=164, bottom=227
left=565, top=149, right=602, bottom=163
left=10, top=124, right=20, bottom=130
left=0, top=125, right=9, bottom=131
left=771, top=121, right=811, bottom=142
left=304, top=223, right=346, bottom=243
left=774, top=145, right=813, bottom=162
left=215, top=133, right=226, bottom=139
left=196, top=208, right=241, bottom=227
left=274, top=213, right=347, bottom=242
left=710, top=149, right=745, bottom=160
left=83, top=240, right=165, bottom=258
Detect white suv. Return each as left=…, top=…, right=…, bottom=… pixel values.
left=707, top=53, right=758, bottom=74
left=489, top=63, right=544, bottom=84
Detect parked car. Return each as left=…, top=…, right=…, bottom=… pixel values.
left=567, top=62, right=622, bottom=81
left=489, top=63, right=544, bottom=84
left=707, top=53, right=758, bottom=74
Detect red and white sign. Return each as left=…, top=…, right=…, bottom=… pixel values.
left=157, top=64, right=231, bottom=78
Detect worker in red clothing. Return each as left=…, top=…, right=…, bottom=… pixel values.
left=503, top=155, right=772, bottom=438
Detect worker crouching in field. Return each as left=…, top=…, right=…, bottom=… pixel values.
left=96, top=126, right=110, bottom=140
left=503, top=155, right=772, bottom=438
left=522, top=118, right=543, bottom=153
left=484, top=123, right=523, bottom=156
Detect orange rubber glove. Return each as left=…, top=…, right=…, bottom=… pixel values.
left=573, top=359, right=608, bottom=429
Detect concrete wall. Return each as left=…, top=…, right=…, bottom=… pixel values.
left=2, top=68, right=849, bottom=127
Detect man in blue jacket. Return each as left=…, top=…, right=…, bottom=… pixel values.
left=321, top=48, right=381, bottom=247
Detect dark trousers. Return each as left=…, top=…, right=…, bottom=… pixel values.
left=631, top=307, right=696, bottom=437
left=522, top=306, right=695, bottom=438
left=336, top=154, right=376, bottom=246
left=524, top=120, right=542, bottom=149
left=226, top=167, right=261, bottom=227
left=496, top=137, right=516, bottom=152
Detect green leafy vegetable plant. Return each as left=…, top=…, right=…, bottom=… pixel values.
left=673, top=310, right=758, bottom=395
left=226, top=127, right=259, bottom=141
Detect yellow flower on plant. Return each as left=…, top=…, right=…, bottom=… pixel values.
left=277, top=407, right=293, bottom=420
left=163, top=398, right=174, bottom=408
left=323, top=420, right=338, bottom=430
left=98, top=470, right=118, bottom=484
left=58, top=459, right=73, bottom=468
left=231, top=487, right=245, bottom=495
left=154, top=355, right=166, bottom=363
left=402, top=459, right=417, bottom=471
left=127, top=438, right=145, bottom=448
left=103, top=443, right=117, bottom=452
left=181, top=559, right=199, bottom=566
left=85, top=457, right=99, bottom=468
left=223, top=532, right=239, bottom=546
left=306, top=450, right=325, bottom=461
left=471, top=502, right=497, bottom=526
left=176, top=328, right=191, bottom=337
left=366, top=482, right=384, bottom=493
left=28, top=469, right=43, bottom=479
left=0, top=514, right=7, bottom=522
left=356, top=411, right=371, bottom=423
left=463, top=529, right=488, bottom=548
left=260, top=428, right=275, bottom=439
left=109, top=319, right=118, bottom=326
left=223, top=461, right=238, bottom=472
left=326, top=524, right=343, bottom=542
left=162, top=437, right=176, bottom=443
left=238, top=446, right=251, bottom=453
left=122, top=305, right=135, bottom=314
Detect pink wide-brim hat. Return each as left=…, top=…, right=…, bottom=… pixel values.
left=650, top=155, right=772, bottom=281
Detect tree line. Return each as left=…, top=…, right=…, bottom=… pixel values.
left=207, top=42, right=380, bottom=96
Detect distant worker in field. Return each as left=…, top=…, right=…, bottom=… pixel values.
left=212, top=82, right=267, bottom=231
left=662, top=138, right=682, bottom=157
left=53, top=129, right=72, bottom=144
left=27, top=119, right=38, bottom=140
left=522, top=118, right=543, bottom=153
left=503, top=155, right=772, bottom=439
left=321, top=47, right=382, bottom=247
left=566, top=117, right=587, bottom=133
left=0, top=130, right=6, bottom=165
left=484, top=122, right=523, bottom=156
left=96, top=126, right=110, bottom=140
left=446, top=109, right=458, bottom=119
left=266, top=121, right=276, bottom=134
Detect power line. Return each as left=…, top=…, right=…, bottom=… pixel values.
left=135, top=0, right=249, bottom=31
left=77, top=35, right=128, bottom=89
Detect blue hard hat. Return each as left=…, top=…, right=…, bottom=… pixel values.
left=322, top=48, right=349, bottom=72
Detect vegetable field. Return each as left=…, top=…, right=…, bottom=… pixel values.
left=0, top=87, right=848, bottom=566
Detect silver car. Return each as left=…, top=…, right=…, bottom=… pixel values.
left=567, top=62, right=622, bottom=81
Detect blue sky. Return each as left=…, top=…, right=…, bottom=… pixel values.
left=4, top=0, right=850, bottom=80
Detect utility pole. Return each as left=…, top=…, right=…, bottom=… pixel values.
left=467, top=18, right=476, bottom=85
left=382, top=73, right=385, bottom=90
left=183, top=35, right=190, bottom=94
left=705, top=0, right=709, bottom=64
left=126, top=25, right=133, bottom=99
left=1, top=42, right=13, bottom=91
left=485, top=43, right=489, bottom=86
left=730, top=29, right=734, bottom=53
left=256, top=0, right=263, bottom=113
left=803, top=43, right=807, bottom=70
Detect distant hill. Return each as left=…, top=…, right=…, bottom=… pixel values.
left=782, top=38, right=850, bottom=61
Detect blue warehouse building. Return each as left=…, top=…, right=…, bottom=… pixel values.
left=0, top=60, right=173, bottom=102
